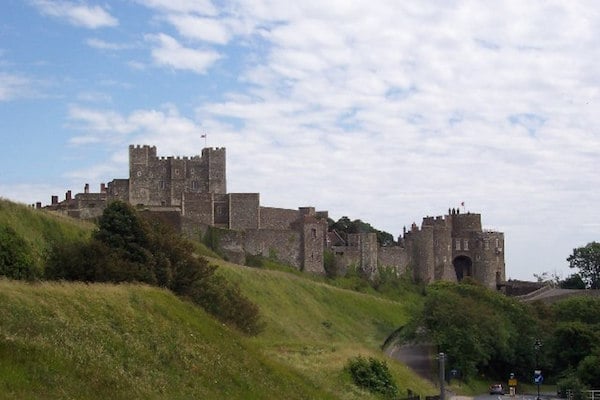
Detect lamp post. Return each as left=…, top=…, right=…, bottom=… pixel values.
left=438, top=352, right=445, bottom=400
left=534, top=339, right=542, bottom=400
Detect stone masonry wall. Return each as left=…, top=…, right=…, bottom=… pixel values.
left=260, top=207, right=300, bottom=230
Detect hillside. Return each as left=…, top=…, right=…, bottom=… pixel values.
left=0, top=280, right=339, bottom=399
left=0, top=200, right=437, bottom=399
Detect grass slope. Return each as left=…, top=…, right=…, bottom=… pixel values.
left=0, top=200, right=437, bottom=398
left=0, top=199, right=93, bottom=272
left=217, top=260, right=437, bottom=399
left=0, top=280, right=339, bottom=400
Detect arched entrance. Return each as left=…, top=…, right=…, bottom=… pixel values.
left=453, top=255, right=472, bottom=281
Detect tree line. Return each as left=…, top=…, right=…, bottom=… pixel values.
left=400, top=279, right=600, bottom=393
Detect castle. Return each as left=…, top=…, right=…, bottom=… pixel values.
left=44, top=145, right=505, bottom=289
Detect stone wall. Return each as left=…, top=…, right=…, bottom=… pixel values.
left=229, top=193, right=260, bottom=230
left=260, top=207, right=300, bottom=230
left=244, top=229, right=302, bottom=268
left=181, top=192, right=214, bottom=225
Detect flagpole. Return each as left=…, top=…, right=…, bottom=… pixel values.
left=201, top=131, right=207, bottom=148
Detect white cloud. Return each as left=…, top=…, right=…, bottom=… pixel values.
left=31, top=0, right=118, bottom=29
left=135, top=0, right=218, bottom=16
left=85, top=38, right=131, bottom=51
left=166, top=15, right=231, bottom=44
left=0, top=73, right=33, bottom=101
left=146, top=33, right=221, bottom=74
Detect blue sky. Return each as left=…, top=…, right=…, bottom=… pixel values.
left=1, top=0, right=599, bottom=281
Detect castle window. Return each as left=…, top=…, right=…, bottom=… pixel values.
left=455, top=239, right=461, bottom=250
left=191, top=180, right=198, bottom=190
left=311, top=228, right=317, bottom=238
left=175, top=169, right=180, bottom=176
left=496, top=238, right=499, bottom=247
left=484, top=240, right=489, bottom=250
left=136, top=170, right=142, bottom=177
left=159, top=180, right=165, bottom=190
left=463, top=239, right=469, bottom=251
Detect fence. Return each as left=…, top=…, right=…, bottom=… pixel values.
left=588, top=390, right=600, bottom=400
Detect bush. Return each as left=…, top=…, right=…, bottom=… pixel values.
left=556, top=373, right=587, bottom=400
left=347, top=356, right=399, bottom=399
left=0, top=225, right=40, bottom=280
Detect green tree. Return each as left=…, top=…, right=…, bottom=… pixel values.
left=551, top=322, right=598, bottom=369
left=330, top=216, right=395, bottom=246
left=567, top=242, right=600, bottom=289
left=401, top=281, right=543, bottom=380
left=553, top=297, right=600, bottom=326
left=560, top=274, right=586, bottom=289
left=577, top=353, right=600, bottom=388
left=94, top=201, right=150, bottom=264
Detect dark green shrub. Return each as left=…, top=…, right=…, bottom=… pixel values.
left=556, top=373, right=586, bottom=400
left=347, top=356, right=398, bottom=398
left=0, top=225, right=40, bottom=280
left=577, top=354, right=600, bottom=388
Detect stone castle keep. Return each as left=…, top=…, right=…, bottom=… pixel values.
left=45, top=145, right=505, bottom=289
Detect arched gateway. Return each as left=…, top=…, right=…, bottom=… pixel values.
left=453, top=255, right=473, bottom=281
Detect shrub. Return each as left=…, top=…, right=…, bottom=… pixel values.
left=347, top=356, right=399, bottom=399
left=556, top=373, right=587, bottom=400
left=0, top=225, right=40, bottom=280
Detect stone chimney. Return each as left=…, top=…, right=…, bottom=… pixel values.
left=51, top=195, right=58, bottom=205
left=84, top=183, right=89, bottom=194
left=66, top=190, right=72, bottom=201
left=100, top=183, right=106, bottom=193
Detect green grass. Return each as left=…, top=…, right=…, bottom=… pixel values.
left=0, top=280, right=340, bottom=400
left=0, top=199, right=437, bottom=399
left=215, top=259, right=436, bottom=398
left=0, top=198, right=93, bottom=272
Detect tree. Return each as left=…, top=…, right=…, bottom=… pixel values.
left=567, top=242, right=600, bottom=289
left=560, top=274, right=586, bottom=289
left=330, top=216, right=395, bottom=246
left=550, top=322, right=598, bottom=369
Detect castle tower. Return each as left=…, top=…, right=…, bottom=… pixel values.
left=402, top=210, right=505, bottom=289
left=129, top=145, right=157, bottom=206
left=297, top=216, right=327, bottom=274
left=201, top=148, right=226, bottom=194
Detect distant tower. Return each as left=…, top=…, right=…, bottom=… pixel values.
left=201, top=148, right=226, bottom=194
left=128, top=145, right=157, bottom=206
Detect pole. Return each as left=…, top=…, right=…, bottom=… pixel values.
left=439, top=352, right=445, bottom=400
left=534, top=339, right=542, bottom=400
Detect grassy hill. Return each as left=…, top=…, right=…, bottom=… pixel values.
left=0, top=200, right=437, bottom=399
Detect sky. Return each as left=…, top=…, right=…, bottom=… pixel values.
left=1, top=0, right=599, bottom=281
